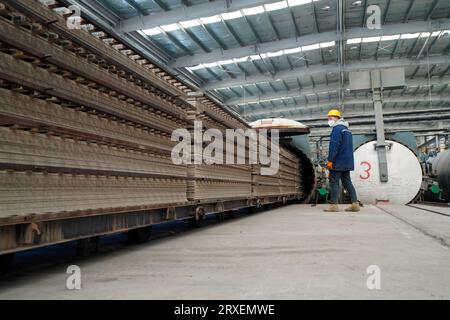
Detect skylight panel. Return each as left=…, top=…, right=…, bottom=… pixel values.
left=302, top=44, right=320, bottom=51
left=284, top=47, right=302, bottom=54
left=221, top=10, right=243, bottom=20
left=400, top=33, right=421, bottom=39
left=160, top=24, right=179, bottom=32
left=142, top=0, right=320, bottom=38
left=200, top=15, right=221, bottom=24
left=218, top=59, right=234, bottom=65
left=188, top=65, right=204, bottom=71
left=142, top=27, right=161, bottom=36
left=234, top=57, right=250, bottom=63
left=249, top=55, right=262, bottom=60
left=381, top=34, right=400, bottom=41
left=347, top=38, right=362, bottom=44
left=267, top=50, right=285, bottom=57
left=287, top=0, right=312, bottom=6
left=320, top=41, right=335, bottom=48
left=203, top=62, right=219, bottom=68
left=179, top=19, right=201, bottom=28
left=265, top=1, right=288, bottom=12
left=362, top=36, right=381, bottom=43
left=242, top=6, right=265, bottom=16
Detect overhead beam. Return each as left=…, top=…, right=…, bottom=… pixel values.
left=203, top=55, right=450, bottom=91
left=418, top=136, right=441, bottom=148
left=246, top=95, right=450, bottom=117
left=293, top=106, right=450, bottom=123
left=118, top=0, right=283, bottom=32
left=171, top=19, right=450, bottom=68
left=125, top=0, right=149, bottom=16
left=227, top=76, right=450, bottom=105
left=298, top=110, right=450, bottom=126
left=305, top=116, right=450, bottom=129
left=309, top=123, right=450, bottom=137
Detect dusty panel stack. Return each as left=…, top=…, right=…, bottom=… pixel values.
left=185, top=97, right=252, bottom=201
left=251, top=140, right=302, bottom=198
left=0, top=0, right=192, bottom=220
left=250, top=132, right=278, bottom=198
left=278, top=148, right=301, bottom=197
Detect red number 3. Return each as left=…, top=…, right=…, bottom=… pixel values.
left=360, top=161, right=372, bottom=180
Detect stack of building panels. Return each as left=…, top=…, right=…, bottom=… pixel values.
left=187, top=164, right=252, bottom=200
left=0, top=1, right=192, bottom=220
left=0, top=171, right=187, bottom=217
left=278, top=149, right=301, bottom=196
left=0, top=0, right=305, bottom=223
left=184, top=98, right=253, bottom=200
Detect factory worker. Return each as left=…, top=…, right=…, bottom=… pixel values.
left=324, top=109, right=360, bottom=212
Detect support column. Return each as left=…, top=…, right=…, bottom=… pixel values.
left=373, top=88, right=389, bottom=182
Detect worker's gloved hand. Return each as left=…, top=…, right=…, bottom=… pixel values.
left=327, top=161, right=333, bottom=170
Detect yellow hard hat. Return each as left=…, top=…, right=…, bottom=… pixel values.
left=327, top=109, right=341, bottom=118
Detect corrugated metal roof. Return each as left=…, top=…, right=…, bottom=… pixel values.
left=79, top=0, right=450, bottom=135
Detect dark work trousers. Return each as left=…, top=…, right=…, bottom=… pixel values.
left=329, top=170, right=358, bottom=204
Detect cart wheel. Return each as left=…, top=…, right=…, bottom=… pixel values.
left=0, top=253, right=14, bottom=275
left=127, top=226, right=153, bottom=244
left=76, top=236, right=100, bottom=257
left=189, top=213, right=205, bottom=228
left=216, top=212, right=225, bottom=221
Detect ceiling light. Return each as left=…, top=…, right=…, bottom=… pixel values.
left=352, top=1, right=362, bottom=6
left=322, top=6, right=331, bottom=10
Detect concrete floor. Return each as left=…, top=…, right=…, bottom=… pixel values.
left=1, top=203, right=450, bottom=299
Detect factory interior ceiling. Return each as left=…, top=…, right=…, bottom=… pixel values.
left=61, top=0, right=450, bottom=137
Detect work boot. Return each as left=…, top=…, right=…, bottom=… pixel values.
left=345, top=202, right=360, bottom=212
left=324, top=204, right=340, bottom=212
